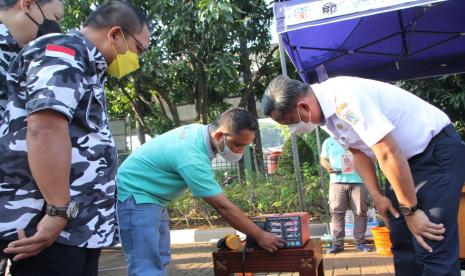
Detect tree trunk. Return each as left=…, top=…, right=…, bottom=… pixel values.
left=156, top=89, right=182, bottom=126
left=248, top=94, right=265, bottom=173
left=154, top=93, right=169, bottom=120
left=119, top=84, right=147, bottom=145
left=129, top=103, right=146, bottom=145
left=199, top=67, right=209, bottom=124
left=193, top=79, right=202, bottom=122
left=135, top=116, right=146, bottom=145
left=239, top=36, right=265, bottom=173
left=189, top=52, right=208, bottom=123
left=238, top=45, right=279, bottom=107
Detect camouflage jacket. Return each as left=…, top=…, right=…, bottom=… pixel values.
left=0, top=30, right=117, bottom=248
left=0, top=23, right=20, bottom=121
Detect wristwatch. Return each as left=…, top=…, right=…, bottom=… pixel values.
left=399, top=204, right=419, bottom=216
left=46, top=200, right=79, bottom=220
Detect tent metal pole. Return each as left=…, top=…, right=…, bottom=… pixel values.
left=279, top=33, right=329, bottom=231
left=315, top=127, right=331, bottom=234
left=278, top=34, right=306, bottom=212
left=291, top=134, right=306, bottom=212
left=278, top=34, right=288, bottom=76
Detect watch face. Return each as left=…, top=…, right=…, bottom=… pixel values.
left=399, top=206, right=411, bottom=216
left=67, top=201, right=79, bottom=219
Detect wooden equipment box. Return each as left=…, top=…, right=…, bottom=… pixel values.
left=212, top=239, right=324, bottom=276
left=249, top=212, right=310, bottom=248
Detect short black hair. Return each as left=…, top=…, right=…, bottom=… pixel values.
left=83, top=0, right=149, bottom=35
left=262, top=75, right=311, bottom=116
left=211, top=108, right=258, bottom=135
left=0, top=0, right=54, bottom=10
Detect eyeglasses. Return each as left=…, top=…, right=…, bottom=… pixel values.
left=123, top=29, right=148, bottom=55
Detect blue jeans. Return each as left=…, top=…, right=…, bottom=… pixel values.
left=117, top=196, right=171, bottom=276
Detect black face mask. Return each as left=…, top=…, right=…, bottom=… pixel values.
left=25, top=3, right=62, bottom=38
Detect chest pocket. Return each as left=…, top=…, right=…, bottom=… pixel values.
left=339, top=131, right=359, bottom=145
left=86, top=85, right=108, bottom=130
left=334, top=119, right=358, bottom=146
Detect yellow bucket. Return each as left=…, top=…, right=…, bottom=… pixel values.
left=370, top=227, right=393, bottom=256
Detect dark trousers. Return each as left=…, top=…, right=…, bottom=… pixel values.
left=0, top=240, right=101, bottom=276
left=386, top=124, right=465, bottom=276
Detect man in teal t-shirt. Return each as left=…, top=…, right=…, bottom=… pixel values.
left=320, top=137, right=370, bottom=254
left=116, top=108, right=285, bottom=276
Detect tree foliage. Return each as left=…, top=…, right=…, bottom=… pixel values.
left=62, top=0, right=278, bottom=142
left=279, top=136, right=314, bottom=173
left=399, top=74, right=465, bottom=138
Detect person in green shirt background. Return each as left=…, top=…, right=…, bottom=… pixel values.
left=320, top=137, right=371, bottom=253
left=116, top=108, right=285, bottom=276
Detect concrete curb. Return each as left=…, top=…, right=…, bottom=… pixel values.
left=170, top=223, right=330, bottom=244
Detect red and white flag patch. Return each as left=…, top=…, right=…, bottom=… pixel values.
left=45, top=44, right=76, bottom=60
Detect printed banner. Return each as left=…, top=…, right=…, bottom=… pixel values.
left=274, top=0, right=446, bottom=34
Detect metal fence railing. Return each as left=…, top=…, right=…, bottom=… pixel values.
left=212, top=155, right=309, bottom=186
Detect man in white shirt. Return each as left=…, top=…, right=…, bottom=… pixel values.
left=262, top=75, right=465, bottom=276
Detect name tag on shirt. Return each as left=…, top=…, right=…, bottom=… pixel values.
left=341, top=151, right=355, bottom=174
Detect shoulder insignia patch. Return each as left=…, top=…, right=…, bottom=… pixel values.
left=336, top=102, right=347, bottom=114
left=336, top=103, right=359, bottom=125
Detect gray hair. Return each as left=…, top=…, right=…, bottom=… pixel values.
left=261, top=75, right=311, bottom=116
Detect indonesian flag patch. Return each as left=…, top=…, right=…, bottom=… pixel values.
left=45, top=44, right=76, bottom=60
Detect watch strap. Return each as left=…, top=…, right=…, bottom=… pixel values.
left=45, top=204, right=68, bottom=218
left=400, top=203, right=420, bottom=216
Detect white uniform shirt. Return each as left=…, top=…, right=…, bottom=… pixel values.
left=312, top=76, right=451, bottom=159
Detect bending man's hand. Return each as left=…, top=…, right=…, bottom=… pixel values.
left=326, top=167, right=335, bottom=174
left=373, top=195, right=399, bottom=227
left=255, top=231, right=286, bottom=253
left=404, top=209, right=445, bottom=253
left=3, top=215, right=67, bottom=261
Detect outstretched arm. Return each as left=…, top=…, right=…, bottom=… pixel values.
left=203, top=194, right=286, bottom=252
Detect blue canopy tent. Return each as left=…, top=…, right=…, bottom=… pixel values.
left=272, top=0, right=465, bottom=213
left=274, top=0, right=465, bottom=83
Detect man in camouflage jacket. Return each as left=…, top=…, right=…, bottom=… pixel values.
left=0, top=0, right=64, bottom=120
left=0, top=1, right=149, bottom=275
left=0, top=0, right=63, bottom=274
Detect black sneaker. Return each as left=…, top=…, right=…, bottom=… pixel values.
left=326, top=245, right=343, bottom=254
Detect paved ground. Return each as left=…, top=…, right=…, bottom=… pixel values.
left=324, top=244, right=394, bottom=276
left=99, top=243, right=216, bottom=276
left=98, top=242, right=395, bottom=276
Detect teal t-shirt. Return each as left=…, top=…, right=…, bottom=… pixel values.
left=117, top=124, right=223, bottom=206
left=321, top=137, right=363, bottom=184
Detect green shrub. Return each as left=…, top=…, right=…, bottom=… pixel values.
left=278, top=136, right=314, bottom=173
left=167, top=164, right=329, bottom=229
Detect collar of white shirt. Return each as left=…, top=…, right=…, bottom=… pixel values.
left=311, top=82, right=336, bottom=126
